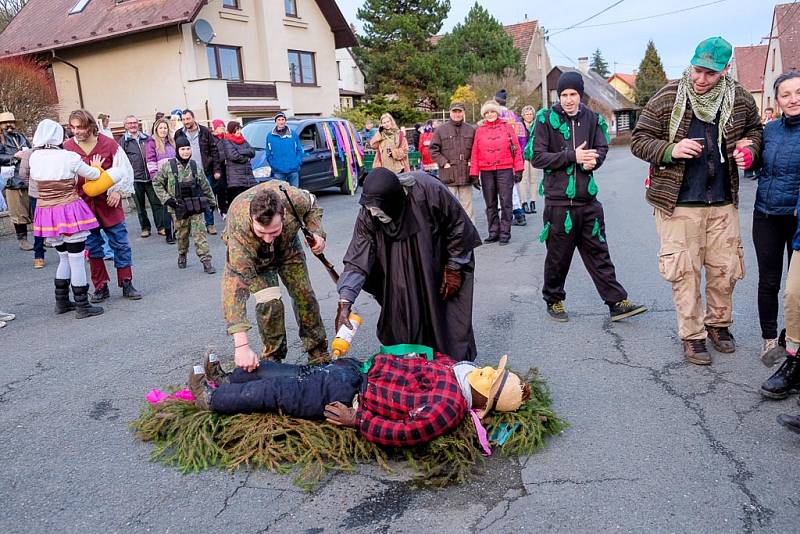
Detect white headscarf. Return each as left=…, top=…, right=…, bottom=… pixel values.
left=32, top=119, right=64, bottom=148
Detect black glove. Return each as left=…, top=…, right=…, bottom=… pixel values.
left=165, top=198, right=178, bottom=209
left=470, top=175, right=481, bottom=191
left=513, top=171, right=523, bottom=183
left=378, top=126, right=385, bottom=133
left=335, top=300, right=352, bottom=333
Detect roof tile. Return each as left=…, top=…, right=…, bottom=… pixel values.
left=733, top=45, right=768, bottom=92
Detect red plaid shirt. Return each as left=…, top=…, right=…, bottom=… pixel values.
left=357, top=354, right=468, bottom=447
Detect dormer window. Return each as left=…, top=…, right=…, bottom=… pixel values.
left=69, top=0, right=91, bottom=14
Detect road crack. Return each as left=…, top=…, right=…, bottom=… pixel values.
left=0, top=361, right=53, bottom=403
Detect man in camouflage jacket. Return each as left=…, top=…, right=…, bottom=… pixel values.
left=222, top=182, right=329, bottom=369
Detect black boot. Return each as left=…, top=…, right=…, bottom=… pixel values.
left=511, top=209, right=527, bottom=226
left=530, top=200, right=537, bottom=214
left=122, top=280, right=142, bottom=300
left=90, top=284, right=110, bottom=303
left=761, top=356, right=800, bottom=399
left=54, top=279, right=76, bottom=314
left=522, top=202, right=530, bottom=214
left=72, top=284, right=104, bottom=319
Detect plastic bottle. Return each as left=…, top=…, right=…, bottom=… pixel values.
left=331, top=313, right=363, bottom=358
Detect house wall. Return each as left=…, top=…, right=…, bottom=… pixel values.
left=50, top=0, right=341, bottom=129
left=522, top=29, right=551, bottom=98
left=763, top=14, right=783, bottom=112
left=336, top=49, right=365, bottom=94
left=608, top=77, right=635, bottom=102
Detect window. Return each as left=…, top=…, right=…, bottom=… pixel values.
left=223, top=0, right=239, bottom=8
left=288, top=50, right=316, bottom=85
left=285, top=0, right=298, bottom=17
left=298, top=126, right=321, bottom=151
left=772, top=49, right=776, bottom=72
left=207, top=45, right=243, bottom=81
left=336, top=61, right=341, bottom=80
left=69, top=0, right=91, bottom=14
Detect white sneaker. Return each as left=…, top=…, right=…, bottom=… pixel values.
left=0, top=311, right=15, bottom=322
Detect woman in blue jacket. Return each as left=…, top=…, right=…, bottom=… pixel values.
left=754, top=72, right=800, bottom=409
left=753, top=71, right=800, bottom=364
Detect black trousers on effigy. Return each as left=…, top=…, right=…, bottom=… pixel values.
left=210, top=358, right=363, bottom=419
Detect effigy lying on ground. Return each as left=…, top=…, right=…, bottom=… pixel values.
left=131, top=352, right=566, bottom=491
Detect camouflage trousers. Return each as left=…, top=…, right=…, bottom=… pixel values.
left=251, top=252, right=328, bottom=363
left=173, top=213, right=210, bottom=260
left=654, top=205, right=745, bottom=340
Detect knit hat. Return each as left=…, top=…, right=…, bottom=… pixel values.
left=274, top=111, right=287, bottom=120
left=227, top=121, right=241, bottom=134
left=557, top=72, right=584, bottom=97
left=480, top=100, right=501, bottom=117
left=211, top=119, right=225, bottom=130
left=175, top=135, right=191, bottom=150
left=494, top=89, right=508, bottom=106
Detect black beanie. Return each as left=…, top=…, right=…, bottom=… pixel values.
left=175, top=135, right=191, bottom=150
left=557, top=72, right=584, bottom=97
left=494, top=88, right=508, bottom=105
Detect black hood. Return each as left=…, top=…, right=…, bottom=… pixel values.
left=359, top=168, right=417, bottom=240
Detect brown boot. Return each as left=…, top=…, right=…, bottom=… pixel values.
left=201, top=258, right=216, bottom=274
left=187, top=366, right=212, bottom=410
left=683, top=339, right=712, bottom=365
left=706, top=326, right=736, bottom=353
left=18, top=238, right=33, bottom=251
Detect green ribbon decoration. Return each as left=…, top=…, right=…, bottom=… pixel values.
left=536, top=109, right=547, bottom=124
left=588, top=174, right=598, bottom=196
left=538, top=180, right=545, bottom=197
left=548, top=109, right=560, bottom=130
left=598, top=114, right=611, bottom=144
left=591, top=217, right=606, bottom=243
left=539, top=221, right=550, bottom=243
left=564, top=210, right=573, bottom=234
left=565, top=164, right=576, bottom=198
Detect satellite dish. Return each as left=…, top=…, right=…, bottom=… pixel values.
left=193, top=19, right=215, bottom=44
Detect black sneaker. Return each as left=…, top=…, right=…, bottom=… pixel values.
left=484, top=235, right=499, bottom=244
left=499, top=238, right=510, bottom=246
left=609, top=299, right=648, bottom=322
left=777, top=414, right=800, bottom=434
left=547, top=301, right=568, bottom=322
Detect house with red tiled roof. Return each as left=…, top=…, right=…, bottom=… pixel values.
left=432, top=19, right=551, bottom=93
left=732, top=45, right=768, bottom=115
left=607, top=72, right=636, bottom=102
left=762, top=2, right=800, bottom=113
left=0, top=0, right=356, bottom=127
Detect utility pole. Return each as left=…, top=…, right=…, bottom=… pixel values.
left=541, top=26, right=549, bottom=109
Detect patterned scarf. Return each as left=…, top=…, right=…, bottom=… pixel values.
left=669, top=67, right=736, bottom=160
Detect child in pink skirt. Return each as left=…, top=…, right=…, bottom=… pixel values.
left=30, top=119, right=108, bottom=319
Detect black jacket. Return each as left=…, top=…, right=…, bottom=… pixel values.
left=175, top=125, right=221, bottom=180
left=118, top=132, right=150, bottom=182
left=532, top=103, right=609, bottom=205
left=0, top=130, right=31, bottom=183
left=222, top=138, right=256, bottom=188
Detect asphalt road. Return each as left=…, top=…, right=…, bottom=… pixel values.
left=2, top=147, right=799, bottom=533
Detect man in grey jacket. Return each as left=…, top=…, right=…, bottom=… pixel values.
left=429, top=102, right=477, bottom=221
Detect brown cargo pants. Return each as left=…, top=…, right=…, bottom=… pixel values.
left=654, top=205, right=745, bottom=340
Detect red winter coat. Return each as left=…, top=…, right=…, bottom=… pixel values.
left=419, top=131, right=434, bottom=166
left=469, top=119, right=524, bottom=177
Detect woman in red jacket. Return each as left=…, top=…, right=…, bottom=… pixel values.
left=470, top=100, right=524, bottom=245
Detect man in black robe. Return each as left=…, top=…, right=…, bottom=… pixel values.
left=336, top=168, right=482, bottom=361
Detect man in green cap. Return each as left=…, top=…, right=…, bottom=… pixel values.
left=631, top=37, right=763, bottom=365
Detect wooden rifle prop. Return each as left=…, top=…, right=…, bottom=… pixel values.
left=279, top=185, right=340, bottom=283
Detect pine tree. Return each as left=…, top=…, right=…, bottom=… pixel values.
left=590, top=48, right=610, bottom=78
left=635, top=40, right=668, bottom=106
left=434, top=3, right=522, bottom=90
left=354, top=0, right=450, bottom=105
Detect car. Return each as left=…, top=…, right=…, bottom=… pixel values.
left=242, top=117, right=363, bottom=194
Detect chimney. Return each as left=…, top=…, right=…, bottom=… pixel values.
left=632, top=68, right=638, bottom=76
left=578, top=57, right=589, bottom=73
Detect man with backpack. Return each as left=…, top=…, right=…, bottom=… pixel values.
left=153, top=136, right=217, bottom=274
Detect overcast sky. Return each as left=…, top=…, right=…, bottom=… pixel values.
left=335, top=0, right=786, bottom=78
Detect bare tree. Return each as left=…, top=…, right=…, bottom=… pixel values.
left=0, top=57, right=58, bottom=135
left=0, top=0, right=26, bottom=33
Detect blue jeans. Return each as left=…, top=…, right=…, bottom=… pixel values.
left=86, top=223, right=132, bottom=268
left=272, top=171, right=300, bottom=188
left=29, top=197, right=45, bottom=260
left=203, top=176, right=216, bottom=227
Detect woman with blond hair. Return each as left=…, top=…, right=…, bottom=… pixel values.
left=520, top=105, right=539, bottom=214
left=369, top=113, right=410, bottom=174
left=146, top=118, right=177, bottom=243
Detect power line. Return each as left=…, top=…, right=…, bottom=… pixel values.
left=547, top=41, right=577, bottom=67
left=774, top=1, right=800, bottom=39
left=548, top=0, right=730, bottom=32
left=548, top=0, right=626, bottom=36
